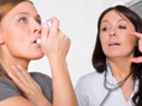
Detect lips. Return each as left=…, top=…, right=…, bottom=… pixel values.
left=33, top=37, right=41, bottom=44
left=36, top=39, right=41, bottom=44
left=109, top=43, right=120, bottom=46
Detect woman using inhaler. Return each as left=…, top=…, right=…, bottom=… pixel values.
left=0, top=0, right=78, bottom=106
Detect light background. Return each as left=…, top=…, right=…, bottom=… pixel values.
left=28, top=0, right=137, bottom=87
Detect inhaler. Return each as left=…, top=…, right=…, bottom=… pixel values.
left=36, top=20, right=52, bottom=44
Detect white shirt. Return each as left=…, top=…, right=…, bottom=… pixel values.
left=75, top=65, right=139, bottom=106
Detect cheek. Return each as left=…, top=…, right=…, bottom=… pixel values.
left=3, top=27, right=28, bottom=51
left=100, top=33, right=108, bottom=48
left=122, top=34, right=136, bottom=48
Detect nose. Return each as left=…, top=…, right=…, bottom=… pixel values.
left=109, top=31, right=116, bottom=36
left=109, top=27, right=116, bottom=37
left=32, top=21, right=42, bottom=34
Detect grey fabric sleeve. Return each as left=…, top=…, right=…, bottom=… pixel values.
left=0, top=77, right=22, bottom=101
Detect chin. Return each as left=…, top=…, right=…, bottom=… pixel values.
left=106, top=53, right=121, bottom=59
left=30, top=53, right=44, bottom=60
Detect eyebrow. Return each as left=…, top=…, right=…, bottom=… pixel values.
left=15, top=12, right=41, bottom=19
left=102, top=19, right=127, bottom=23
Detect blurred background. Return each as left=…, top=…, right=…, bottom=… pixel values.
left=29, top=0, right=142, bottom=87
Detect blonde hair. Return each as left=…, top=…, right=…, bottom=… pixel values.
left=0, top=0, right=32, bottom=22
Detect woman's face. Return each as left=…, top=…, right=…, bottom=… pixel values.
left=100, top=10, right=136, bottom=60
left=0, top=1, right=44, bottom=60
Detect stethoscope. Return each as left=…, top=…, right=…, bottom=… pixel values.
left=99, top=64, right=132, bottom=106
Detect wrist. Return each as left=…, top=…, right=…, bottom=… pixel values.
left=48, top=56, right=67, bottom=67
left=48, top=57, right=69, bottom=76
left=34, top=96, right=51, bottom=106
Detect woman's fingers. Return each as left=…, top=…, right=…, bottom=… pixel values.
left=130, top=32, right=142, bottom=39
left=41, top=17, right=59, bottom=43
left=8, top=67, right=26, bottom=91
left=8, top=65, right=45, bottom=105
left=11, top=65, right=30, bottom=85
left=41, top=23, right=49, bottom=43
left=129, top=32, right=142, bottom=64
left=138, top=38, right=142, bottom=53
left=129, top=56, right=142, bottom=63
left=130, top=31, right=142, bottom=53
left=8, top=72, right=21, bottom=86
left=50, top=17, right=60, bottom=35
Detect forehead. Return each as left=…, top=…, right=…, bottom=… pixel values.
left=5, top=1, right=38, bottom=17
left=101, top=10, right=129, bottom=24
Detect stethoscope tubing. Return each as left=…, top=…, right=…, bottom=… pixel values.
left=99, top=70, right=132, bottom=106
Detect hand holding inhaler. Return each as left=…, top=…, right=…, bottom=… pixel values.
left=41, top=17, right=71, bottom=61
left=36, top=20, right=52, bottom=44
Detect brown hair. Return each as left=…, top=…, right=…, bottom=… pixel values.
left=92, top=5, right=142, bottom=106
left=0, top=0, right=32, bottom=22
left=0, top=0, right=32, bottom=76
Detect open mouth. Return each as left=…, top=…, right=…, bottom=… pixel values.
left=34, top=38, right=41, bottom=44
left=109, top=43, right=120, bottom=46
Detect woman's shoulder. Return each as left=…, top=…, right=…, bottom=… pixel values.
left=0, top=76, right=19, bottom=89
left=75, top=70, right=105, bottom=91
left=0, top=76, right=21, bottom=101
left=78, top=71, right=104, bottom=83
left=75, top=70, right=105, bottom=104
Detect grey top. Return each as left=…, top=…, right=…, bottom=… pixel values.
left=0, top=65, right=53, bottom=104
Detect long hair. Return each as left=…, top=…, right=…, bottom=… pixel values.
left=92, top=5, right=142, bottom=106
left=0, top=0, right=32, bottom=22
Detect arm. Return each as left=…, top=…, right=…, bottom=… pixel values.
left=0, top=96, right=36, bottom=106
left=41, top=17, right=78, bottom=106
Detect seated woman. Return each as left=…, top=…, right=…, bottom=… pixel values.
left=75, top=5, right=142, bottom=106
left=0, top=0, right=78, bottom=106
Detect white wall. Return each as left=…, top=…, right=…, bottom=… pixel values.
left=29, top=0, right=130, bottom=87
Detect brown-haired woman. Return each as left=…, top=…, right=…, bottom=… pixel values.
left=75, top=5, right=142, bottom=106
left=0, top=0, right=78, bottom=106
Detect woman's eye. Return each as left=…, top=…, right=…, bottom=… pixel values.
left=18, top=17, right=27, bottom=23
left=36, top=19, right=41, bottom=25
left=102, top=27, right=109, bottom=31
left=119, top=26, right=126, bottom=29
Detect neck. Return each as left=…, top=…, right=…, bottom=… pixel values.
left=0, top=46, right=31, bottom=79
left=0, top=54, right=30, bottom=76
left=107, top=58, right=132, bottom=80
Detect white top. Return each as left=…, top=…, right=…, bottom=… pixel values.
left=75, top=65, right=139, bottom=106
